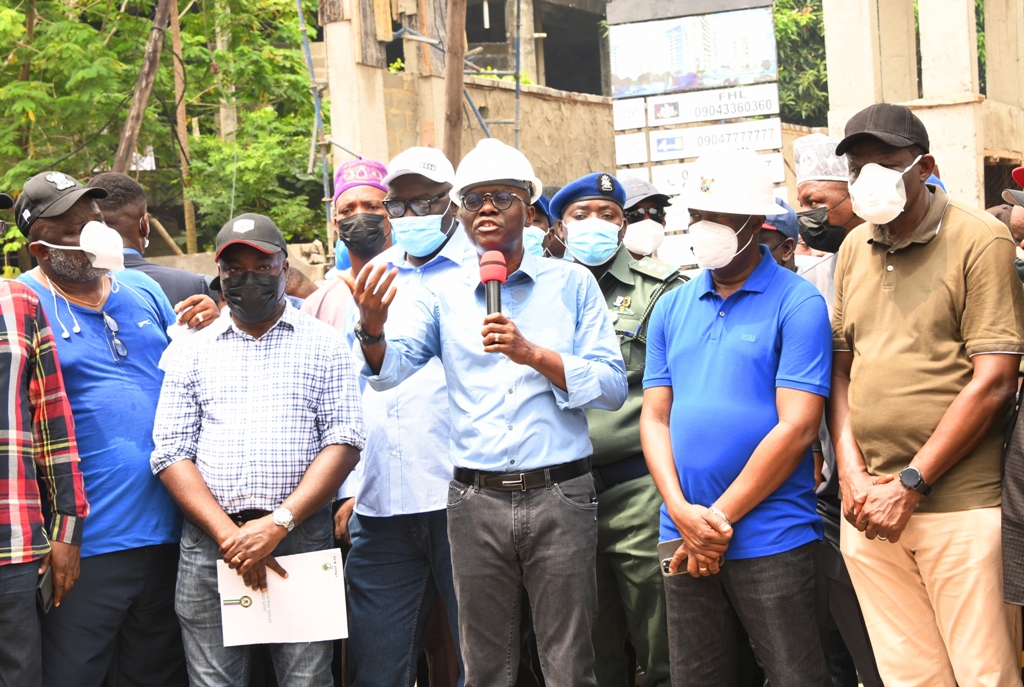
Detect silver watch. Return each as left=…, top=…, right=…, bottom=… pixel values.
left=272, top=507, right=295, bottom=532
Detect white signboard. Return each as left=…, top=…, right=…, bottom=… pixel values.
left=650, top=163, right=695, bottom=196
left=648, top=118, right=782, bottom=162
left=615, top=132, right=648, bottom=165
left=647, top=83, right=780, bottom=127
left=613, top=98, right=647, bottom=131
left=650, top=152, right=785, bottom=195
left=616, top=167, right=650, bottom=182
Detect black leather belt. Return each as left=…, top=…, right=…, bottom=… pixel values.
left=453, top=457, right=592, bottom=492
left=592, top=454, right=649, bottom=493
left=229, top=509, right=270, bottom=526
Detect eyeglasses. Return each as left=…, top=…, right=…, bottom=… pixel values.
left=102, top=311, right=129, bottom=361
left=383, top=192, right=449, bottom=219
left=461, top=191, right=526, bottom=213
left=625, top=207, right=666, bottom=224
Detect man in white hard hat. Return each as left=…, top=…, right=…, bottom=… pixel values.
left=343, top=138, right=627, bottom=687
left=639, top=147, right=833, bottom=686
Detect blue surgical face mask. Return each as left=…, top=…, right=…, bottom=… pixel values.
left=523, top=225, right=546, bottom=257
left=565, top=217, right=622, bottom=266
left=390, top=206, right=453, bottom=258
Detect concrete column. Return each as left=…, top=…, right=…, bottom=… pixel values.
left=325, top=20, right=389, bottom=167
left=505, top=0, right=537, bottom=84
left=918, top=0, right=979, bottom=97
left=822, top=0, right=916, bottom=137
left=984, top=0, right=1024, bottom=108
left=912, top=103, right=985, bottom=207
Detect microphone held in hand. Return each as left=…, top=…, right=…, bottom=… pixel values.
left=479, top=251, right=507, bottom=315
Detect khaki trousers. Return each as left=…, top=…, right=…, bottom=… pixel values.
left=841, top=508, right=1022, bottom=687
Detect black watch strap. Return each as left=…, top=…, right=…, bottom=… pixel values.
left=899, top=466, right=933, bottom=497
left=354, top=322, right=385, bottom=346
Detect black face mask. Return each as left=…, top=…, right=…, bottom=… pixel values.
left=222, top=270, right=284, bottom=324
left=338, top=213, right=388, bottom=259
left=797, top=205, right=848, bottom=254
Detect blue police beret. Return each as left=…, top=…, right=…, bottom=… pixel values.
left=762, top=197, right=798, bottom=241
left=549, top=173, right=626, bottom=221
left=532, top=194, right=555, bottom=225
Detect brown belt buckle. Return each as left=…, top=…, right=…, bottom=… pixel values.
left=501, top=473, right=528, bottom=491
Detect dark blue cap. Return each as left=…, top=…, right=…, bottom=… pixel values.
left=532, top=194, right=554, bottom=225
left=550, top=173, right=626, bottom=221
left=761, top=198, right=798, bottom=241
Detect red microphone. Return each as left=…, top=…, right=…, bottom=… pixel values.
left=479, top=251, right=507, bottom=315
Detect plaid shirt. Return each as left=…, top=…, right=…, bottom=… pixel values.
left=0, top=280, right=88, bottom=565
left=151, top=304, right=365, bottom=513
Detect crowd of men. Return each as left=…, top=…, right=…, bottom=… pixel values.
left=2, top=101, right=1024, bottom=687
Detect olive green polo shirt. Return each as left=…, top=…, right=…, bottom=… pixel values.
left=586, top=246, right=687, bottom=468
left=833, top=187, right=1024, bottom=512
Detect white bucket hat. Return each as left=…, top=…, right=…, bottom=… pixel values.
left=680, top=148, right=786, bottom=216
left=451, top=139, right=543, bottom=206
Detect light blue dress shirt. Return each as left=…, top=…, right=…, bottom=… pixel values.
left=358, top=239, right=628, bottom=472
left=344, top=228, right=476, bottom=516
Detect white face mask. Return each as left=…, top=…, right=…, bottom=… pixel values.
left=37, top=221, right=125, bottom=272
left=689, top=217, right=753, bottom=270
left=622, top=219, right=665, bottom=257
left=848, top=155, right=922, bottom=225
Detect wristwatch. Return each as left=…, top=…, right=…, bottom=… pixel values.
left=354, top=322, right=385, bottom=346
left=272, top=507, right=295, bottom=532
left=898, top=466, right=933, bottom=497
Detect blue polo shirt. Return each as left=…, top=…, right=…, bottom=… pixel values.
left=20, top=270, right=182, bottom=558
left=643, top=247, right=831, bottom=559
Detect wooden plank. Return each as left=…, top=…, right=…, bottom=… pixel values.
left=374, top=0, right=393, bottom=41
left=357, top=0, right=387, bottom=67
left=319, top=0, right=348, bottom=25
left=443, top=0, right=467, bottom=161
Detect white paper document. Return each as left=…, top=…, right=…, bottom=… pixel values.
left=217, top=549, right=348, bottom=647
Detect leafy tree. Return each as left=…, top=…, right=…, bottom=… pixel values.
left=0, top=0, right=326, bottom=259
left=774, top=0, right=828, bottom=128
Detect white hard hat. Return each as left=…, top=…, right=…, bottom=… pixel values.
left=450, top=138, right=543, bottom=206
left=383, top=147, right=456, bottom=187
left=680, top=148, right=786, bottom=217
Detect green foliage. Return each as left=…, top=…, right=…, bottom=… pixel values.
left=477, top=66, right=533, bottom=86
left=388, top=57, right=405, bottom=73
left=774, top=0, right=828, bottom=128
left=0, top=0, right=326, bottom=253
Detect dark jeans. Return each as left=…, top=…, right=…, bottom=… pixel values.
left=0, top=561, right=42, bottom=686
left=41, top=544, right=187, bottom=687
left=664, top=542, right=831, bottom=687
left=345, top=509, right=463, bottom=687
left=447, top=472, right=599, bottom=687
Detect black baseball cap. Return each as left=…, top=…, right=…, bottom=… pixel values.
left=835, top=103, right=930, bottom=156
left=0, top=193, right=12, bottom=210
left=215, top=213, right=288, bottom=260
left=13, top=171, right=108, bottom=233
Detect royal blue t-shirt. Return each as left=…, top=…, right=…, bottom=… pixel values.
left=20, top=270, right=183, bottom=557
left=643, top=247, right=831, bottom=559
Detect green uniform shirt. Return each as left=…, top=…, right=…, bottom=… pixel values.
left=586, top=246, right=687, bottom=467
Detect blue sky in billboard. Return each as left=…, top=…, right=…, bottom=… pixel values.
left=609, top=7, right=778, bottom=100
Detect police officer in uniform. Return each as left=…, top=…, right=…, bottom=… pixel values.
left=551, top=174, right=683, bottom=687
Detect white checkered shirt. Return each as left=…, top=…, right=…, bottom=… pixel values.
left=151, top=304, right=366, bottom=513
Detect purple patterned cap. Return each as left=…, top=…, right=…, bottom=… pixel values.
left=333, top=159, right=388, bottom=204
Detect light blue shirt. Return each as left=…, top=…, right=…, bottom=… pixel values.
left=344, top=229, right=476, bottom=515
left=358, top=238, right=628, bottom=472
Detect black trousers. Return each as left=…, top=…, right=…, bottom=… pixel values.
left=41, top=544, right=187, bottom=687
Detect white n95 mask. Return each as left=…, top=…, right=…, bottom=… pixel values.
left=37, top=221, right=125, bottom=272
left=689, top=217, right=753, bottom=270
left=848, top=155, right=922, bottom=225
left=622, top=219, right=665, bottom=257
